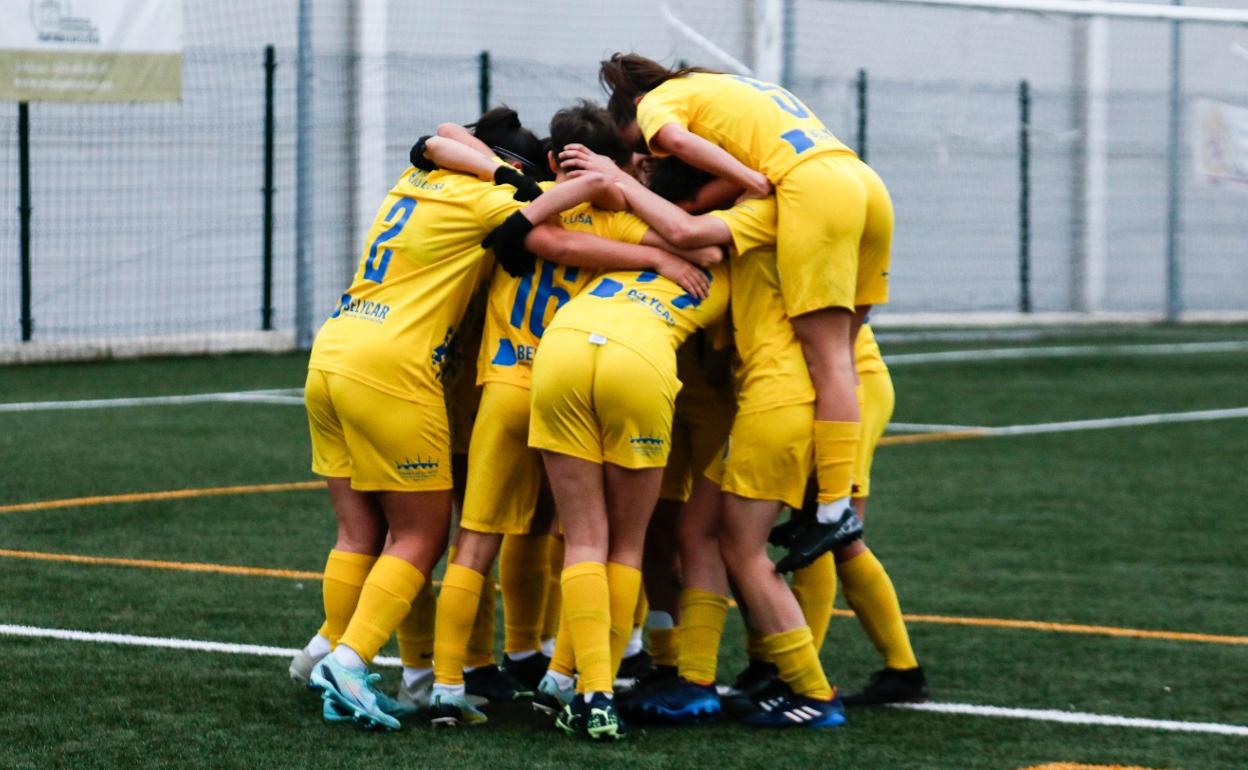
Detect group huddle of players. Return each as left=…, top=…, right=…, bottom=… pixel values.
left=286, top=52, right=928, bottom=740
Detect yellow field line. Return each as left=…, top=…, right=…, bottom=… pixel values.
left=3, top=546, right=1246, bottom=648
left=878, top=429, right=990, bottom=446
left=0, top=548, right=322, bottom=580
left=0, top=480, right=327, bottom=514
left=1021, top=764, right=1166, bottom=770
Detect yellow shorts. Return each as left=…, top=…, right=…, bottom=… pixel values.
left=852, top=366, right=895, bottom=498
left=529, top=328, right=678, bottom=469
left=305, top=369, right=453, bottom=492
left=660, top=385, right=736, bottom=502
left=460, top=382, right=543, bottom=535
left=705, top=402, right=814, bottom=509
left=776, top=155, right=893, bottom=315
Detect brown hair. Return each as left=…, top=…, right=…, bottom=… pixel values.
left=598, top=52, right=717, bottom=126
left=647, top=156, right=715, bottom=204
left=548, top=100, right=630, bottom=168
left=468, top=106, right=553, bottom=181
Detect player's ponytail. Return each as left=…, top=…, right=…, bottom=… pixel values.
left=468, top=106, right=553, bottom=182
left=599, top=52, right=717, bottom=127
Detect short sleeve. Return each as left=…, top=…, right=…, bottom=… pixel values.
left=476, top=183, right=526, bottom=231
left=637, top=79, right=694, bottom=155
left=601, top=211, right=650, bottom=246
left=706, top=197, right=777, bottom=256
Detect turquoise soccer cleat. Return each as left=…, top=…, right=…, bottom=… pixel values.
left=309, top=656, right=401, bottom=731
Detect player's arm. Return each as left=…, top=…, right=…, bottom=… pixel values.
left=436, top=122, right=493, bottom=157
left=525, top=225, right=711, bottom=299
left=483, top=173, right=611, bottom=277
left=639, top=230, right=722, bottom=268
left=649, top=123, right=771, bottom=199
left=558, top=144, right=733, bottom=249
left=422, top=136, right=503, bottom=181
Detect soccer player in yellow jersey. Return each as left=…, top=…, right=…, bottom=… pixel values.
left=303, top=113, right=626, bottom=732
left=575, top=153, right=842, bottom=727
left=526, top=229, right=729, bottom=740
left=413, top=102, right=719, bottom=727
left=595, top=53, right=895, bottom=571
left=768, top=324, right=927, bottom=706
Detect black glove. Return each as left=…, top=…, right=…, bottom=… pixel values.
left=494, top=165, right=543, bottom=202
left=409, top=136, right=437, bottom=171
left=483, top=211, right=537, bottom=278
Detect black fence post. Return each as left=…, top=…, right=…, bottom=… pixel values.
left=855, top=69, right=868, bottom=162
left=262, top=45, right=276, bottom=331
left=478, top=50, right=491, bottom=115
left=18, top=101, right=32, bottom=342
left=1018, top=79, right=1032, bottom=314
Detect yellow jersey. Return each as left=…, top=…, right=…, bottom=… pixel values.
left=636, top=72, right=854, bottom=184
left=855, top=322, right=887, bottom=375
left=548, top=261, right=730, bottom=381
left=707, top=196, right=815, bottom=414
left=476, top=199, right=651, bottom=388
left=309, top=167, right=525, bottom=405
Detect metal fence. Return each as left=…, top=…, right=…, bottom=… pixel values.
left=3, top=0, right=1248, bottom=360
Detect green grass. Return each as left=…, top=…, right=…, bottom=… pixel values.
left=2, top=325, right=1247, bottom=769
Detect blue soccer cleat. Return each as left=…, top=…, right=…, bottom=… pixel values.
left=742, top=692, right=847, bottom=728
left=622, top=678, right=720, bottom=725
left=533, top=672, right=576, bottom=717
left=309, top=656, right=401, bottom=731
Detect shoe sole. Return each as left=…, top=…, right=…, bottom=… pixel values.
left=635, top=701, right=720, bottom=725
left=532, top=701, right=562, bottom=717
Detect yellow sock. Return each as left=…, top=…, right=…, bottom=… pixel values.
left=338, top=555, right=426, bottom=663
left=648, top=627, right=679, bottom=668
left=677, top=589, right=729, bottom=685
left=764, top=626, right=833, bottom=700
left=396, top=581, right=435, bottom=668
left=466, top=571, right=496, bottom=669
left=320, top=549, right=377, bottom=646
left=562, top=561, right=612, bottom=693
left=541, top=536, right=565, bottom=641
left=606, top=562, right=643, bottom=677
left=746, top=624, right=770, bottom=663
left=500, top=534, right=549, bottom=655
left=549, top=605, right=575, bottom=677
left=839, top=549, right=919, bottom=670
left=793, top=552, right=837, bottom=651
left=432, top=564, right=485, bottom=686
left=632, top=587, right=649, bottom=631
left=814, top=420, right=860, bottom=503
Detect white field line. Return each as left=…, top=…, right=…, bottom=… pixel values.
left=893, top=701, right=1248, bottom=737
left=4, top=623, right=1243, bottom=737
left=0, top=623, right=401, bottom=668
left=886, top=340, right=1248, bottom=365
left=889, top=407, right=1248, bottom=437
left=889, top=422, right=986, bottom=433
left=0, top=388, right=306, bottom=412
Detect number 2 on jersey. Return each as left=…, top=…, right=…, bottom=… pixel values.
left=363, top=198, right=417, bottom=283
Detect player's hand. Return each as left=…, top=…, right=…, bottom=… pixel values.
left=559, top=144, right=626, bottom=181
left=655, top=252, right=710, bottom=300
left=483, top=211, right=537, bottom=277
left=678, top=244, right=724, bottom=268
left=735, top=170, right=773, bottom=203
left=494, top=165, right=543, bottom=202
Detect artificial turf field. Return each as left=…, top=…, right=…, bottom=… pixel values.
left=1, top=324, right=1245, bottom=770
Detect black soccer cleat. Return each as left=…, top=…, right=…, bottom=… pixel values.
left=720, top=660, right=784, bottom=718
left=616, top=649, right=654, bottom=682
left=840, top=667, right=929, bottom=706
left=464, top=664, right=534, bottom=703
left=499, top=651, right=551, bottom=691
left=774, top=506, right=863, bottom=573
